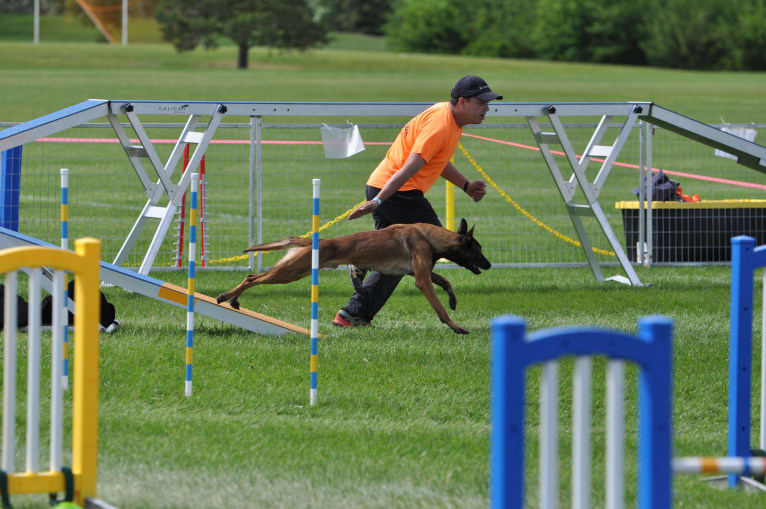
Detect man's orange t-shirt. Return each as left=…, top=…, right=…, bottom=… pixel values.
left=367, top=102, right=462, bottom=193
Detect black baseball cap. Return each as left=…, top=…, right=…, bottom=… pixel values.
left=451, top=75, right=503, bottom=101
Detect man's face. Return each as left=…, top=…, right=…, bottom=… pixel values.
left=462, top=97, right=490, bottom=125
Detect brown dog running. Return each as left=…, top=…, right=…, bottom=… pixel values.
left=215, top=218, right=491, bottom=334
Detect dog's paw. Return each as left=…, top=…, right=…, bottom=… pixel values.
left=451, top=325, right=469, bottom=335
left=230, top=298, right=241, bottom=310
left=448, top=295, right=457, bottom=311
left=216, top=293, right=227, bottom=304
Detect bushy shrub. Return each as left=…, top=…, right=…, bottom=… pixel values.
left=317, top=0, right=397, bottom=36
left=532, top=0, right=596, bottom=62
left=385, top=0, right=537, bottom=58
left=733, top=0, right=766, bottom=70
left=641, top=0, right=735, bottom=70
left=532, top=0, right=650, bottom=65
left=586, top=0, right=650, bottom=65
left=384, top=0, right=470, bottom=54
left=462, top=0, right=537, bottom=59
left=383, top=0, right=765, bottom=70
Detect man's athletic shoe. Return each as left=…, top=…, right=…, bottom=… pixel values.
left=347, top=264, right=366, bottom=293
left=332, top=309, right=368, bottom=327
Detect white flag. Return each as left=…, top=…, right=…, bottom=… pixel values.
left=320, top=123, right=366, bottom=159
left=715, top=125, right=757, bottom=160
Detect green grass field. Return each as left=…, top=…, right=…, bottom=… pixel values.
left=7, top=266, right=764, bottom=508
left=1, top=25, right=766, bottom=508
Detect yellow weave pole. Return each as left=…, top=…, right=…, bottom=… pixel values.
left=445, top=181, right=455, bottom=231
left=72, top=238, right=101, bottom=505
left=445, top=157, right=455, bottom=231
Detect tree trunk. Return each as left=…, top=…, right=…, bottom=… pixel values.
left=238, top=43, right=249, bottom=69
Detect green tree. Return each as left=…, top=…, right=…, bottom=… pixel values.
left=318, top=0, right=396, bottom=35
left=586, top=0, right=650, bottom=65
left=462, top=0, right=537, bottom=59
left=532, top=0, right=596, bottom=62
left=384, top=0, right=469, bottom=54
left=385, top=0, right=536, bottom=58
left=155, top=0, right=328, bottom=69
left=733, top=0, right=766, bottom=70
left=641, top=0, right=735, bottom=70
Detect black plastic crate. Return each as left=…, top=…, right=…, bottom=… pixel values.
left=616, top=200, right=766, bottom=263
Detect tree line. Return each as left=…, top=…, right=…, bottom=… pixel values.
left=380, top=0, right=766, bottom=71
left=5, top=0, right=763, bottom=71
left=159, top=0, right=764, bottom=71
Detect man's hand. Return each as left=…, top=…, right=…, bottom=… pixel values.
left=348, top=200, right=379, bottom=220
left=466, top=180, right=486, bottom=202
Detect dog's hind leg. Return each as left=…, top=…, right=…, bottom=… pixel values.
left=430, top=272, right=457, bottom=311
left=243, top=237, right=309, bottom=253
left=216, top=272, right=263, bottom=309
left=216, top=248, right=312, bottom=309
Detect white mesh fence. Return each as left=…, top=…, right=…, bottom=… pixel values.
left=3, top=119, right=764, bottom=270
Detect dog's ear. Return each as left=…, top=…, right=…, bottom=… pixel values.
left=467, top=225, right=475, bottom=237
left=458, top=218, right=468, bottom=234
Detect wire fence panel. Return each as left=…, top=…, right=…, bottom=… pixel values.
left=5, top=118, right=764, bottom=270
left=631, top=125, right=766, bottom=265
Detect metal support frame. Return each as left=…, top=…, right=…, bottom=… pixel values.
left=2, top=99, right=765, bottom=281
left=109, top=103, right=227, bottom=274
left=526, top=104, right=645, bottom=286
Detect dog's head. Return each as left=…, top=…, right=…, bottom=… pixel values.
left=449, top=218, right=492, bottom=275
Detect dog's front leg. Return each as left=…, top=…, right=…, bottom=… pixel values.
left=412, top=254, right=468, bottom=334
left=430, top=272, right=457, bottom=310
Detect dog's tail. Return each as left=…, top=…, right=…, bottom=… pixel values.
left=243, top=237, right=310, bottom=253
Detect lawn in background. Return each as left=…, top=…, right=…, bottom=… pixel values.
left=0, top=37, right=763, bottom=123
left=6, top=264, right=764, bottom=508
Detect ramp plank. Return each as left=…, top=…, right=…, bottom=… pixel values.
left=0, top=226, right=312, bottom=337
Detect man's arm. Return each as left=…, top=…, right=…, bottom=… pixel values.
left=348, top=154, right=426, bottom=220
left=441, top=161, right=486, bottom=202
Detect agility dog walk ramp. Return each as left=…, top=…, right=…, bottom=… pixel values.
left=645, top=104, right=766, bottom=172
left=0, top=227, right=310, bottom=337
left=2, top=100, right=765, bottom=287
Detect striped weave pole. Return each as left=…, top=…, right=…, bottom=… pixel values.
left=310, top=178, right=320, bottom=406
left=185, top=173, right=199, bottom=397
left=673, top=456, right=766, bottom=475
left=60, top=168, right=69, bottom=390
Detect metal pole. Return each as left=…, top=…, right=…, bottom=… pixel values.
left=638, top=121, right=646, bottom=265
left=256, top=116, right=263, bottom=273
left=646, top=124, right=654, bottom=266
left=33, top=0, right=40, bottom=44
left=248, top=117, right=256, bottom=270
left=122, top=0, right=127, bottom=46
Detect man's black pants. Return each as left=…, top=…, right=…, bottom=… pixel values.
left=341, top=185, right=441, bottom=323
